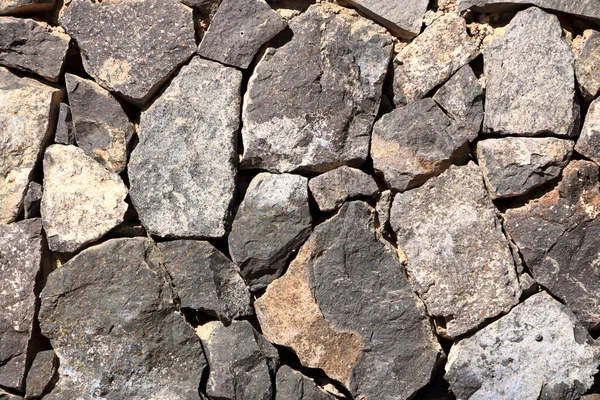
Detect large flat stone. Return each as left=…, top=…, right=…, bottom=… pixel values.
left=575, top=30, right=600, bottom=101
left=575, top=96, right=600, bottom=164
left=458, top=0, right=600, bottom=22
left=343, top=0, right=428, bottom=39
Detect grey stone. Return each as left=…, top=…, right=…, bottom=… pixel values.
left=0, top=219, right=44, bottom=391
left=65, top=74, right=134, bottom=174
left=25, top=350, right=58, bottom=399
left=575, top=97, right=600, bottom=164
left=391, top=163, right=522, bottom=339
left=241, top=3, right=393, bottom=173
left=157, top=240, right=253, bottom=324
left=256, top=201, right=442, bottom=399
left=476, top=137, right=573, bottom=199
left=445, top=292, right=600, bottom=400
left=504, top=160, right=600, bottom=330
left=575, top=30, right=600, bottom=101
left=0, top=67, right=62, bottom=224
left=0, top=17, right=69, bottom=82
left=458, top=0, right=600, bottom=22
left=343, top=0, right=428, bottom=39
left=371, top=98, right=468, bottom=192
left=23, top=181, right=42, bottom=219
left=392, top=14, right=478, bottom=106
left=483, top=7, right=579, bottom=137
left=308, top=166, right=378, bottom=212
left=129, top=57, right=241, bottom=238
left=376, top=189, right=393, bottom=231
left=229, top=173, right=311, bottom=291
left=0, top=0, right=54, bottom=15
left=41, top=145, right=128, bottom=253
left=198, top=0, right=286, bottom=69
left=0, top=391, right=23, bottom=400
left=181, top=0, right=218, bottom=16
left=54, top=103, right=74, bottom=145
left=275, top=366, right=334, bottom=400
left=59, top=0, right=196, bottom=105
left=39, top=238, right=207, bottom=400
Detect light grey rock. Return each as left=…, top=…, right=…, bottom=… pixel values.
left=575, top=96, right=600, bottom=163
left=391, top=163, right=522, bottom=339
left=476, top=137, right=573, bottom=199
left=343, top=0, right=428, bottom=39
left=23, top=181, right=42, bottom=219
left=241, top=3, right=393, bottom=173
left=392, top=13, right=478, bottom=106
left=308, top=166, right=378, bottom=212
left=445, top=292, right=600, bottom=400
left=0, top=67, right=62, bottom=224
left=575, top=30, right=600, bottom=101
left=0, top=0, right=54, bottom=15
left=54, top=103, right=74, bottom=145
left=129, top=57, right=241, bottom=238
left=59, top=0, right=196, bottom=105
left=228, top=173, right=311, bottom=291
left=41, top=145, right=128, bottom=253
left=25, top=350, right=58, bottom=399
left=483, top=7, right=579, bottom=137
left=275, top=366, right=335, bottom=400
left=376, top=189, right=393, bottom=231
left=458, top=0, right=600, bottom=22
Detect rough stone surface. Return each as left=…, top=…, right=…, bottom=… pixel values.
left=575, top=30, right=600, bottom=101
left=41, top=145, right=128, bottom=253
left=0, top=67, right=62, bottom=224
left=25, top=350, right=58, bottom=399
left=575, top=97, right=600, bottom=164
left=39, top=238, right=207, bottom=400
left=54, top=103, right=74, bottom=145
left=391, top=163, right=521, bottom=339
left=476, top=137, right=573, bottom=199
left=275, top=366, right=335, bottom=400
left=181, top=0, right=218, bottom=15
left=59, top=0, right=197, bottom=105
left=308, top=166, right=378, bottom=212
left=65, top=74, right=133, bottom=174
left=198, top=0, right=286, bottom=69
left=446, top=292, right=600, bottom=400
left=23, top=181, right=42, bottom=219
left=0, top=0, right=54, bottom=15
left=343, top=0, right=428, bottom=39
left=371, top=98, right=467, bottom=192
left=256, top=201, right=442, bottom=400
left=129, top=57, right=241, bottom=238
left=392, top=14, right=478, bottom=106
left=241, top=3, right=393, bottom=173
left=229, top=173, right=311, bottom=291
left=158, top=240, right=253, bottom=324
left=196, top=321, right=279, bottom=400
left=504, top=160, right=600, bottom=330
left=0, top=219, right=44, bottom=391
left=0, top=17, right=69, bottom=82
left=483, top=7, right=579, bottom=137
left=0, top=391, right=23, bottom=400
left=376, top=189, right=393, bottom=231
left=458, top=0, right=600, bottom=22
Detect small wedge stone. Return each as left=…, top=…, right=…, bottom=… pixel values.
left=308, top=166, right=378, bottom=212
left=275, top=366, right=335, bottom=400
left=575, top=30, right=600, bottom=101
left=54, top=103, right=74, bottom=145
left=343, top=0, right=428, bottom=39
left=25, top=350, right=58, bottom=399
left=575, top=97, right=600, bottom=163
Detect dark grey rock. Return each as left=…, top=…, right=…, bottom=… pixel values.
left=39, top=238, right=207, bottom=400
left=23, top=181, right=42, bottom=219
left=0, top=390, right=24, bottom=400
left=241, top=3, right=392, bottom=173
left=275, top=366, right=334, bottom=400
left=25, top=350, right=58, bottom=399
left=181, top=0, right=218, bottom=16
left=376, top=189, right=393, bottom=231
left=308, top=166, right=378, bottom=212
left=54, top=103, right=74, bottom=145
left=575, top=97, right=600, bottom=164
left=0, top=0, right=54, bottom=15
left=458, top=0, right=600, bottom=22
left=229, top=173, right=311, bottom=291
left=575, top=30, right=600, bottom=101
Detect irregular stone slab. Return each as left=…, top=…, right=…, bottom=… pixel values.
left=371, top=98, right=467, bottom=192
left=0, top=219, right=44, bottom=391
left=196, top=321, right=279, bottom=400
left=391, top=163, right=521, bottom=339
left=59, top=0, right=196, bottom=105
left=483, top=7, right=579, bottom=137
left=343, top=0, right=428, bottom=39
left=25, top=350, right=58, bottom=399
left=308, top=166, right=378, bottom=212
left=446, top=292, right=600, bottom=400
left=0, top=0, right=54, bottom=15
left=575, top=97, right=600, bottom=164
left=275, top=366, right=335, bottom=400
left=476, top=137, right=573, bottom=199
left=256, top=201, right=442, bottom=399
left=241, top=3, right=392, bottom=173
left=41, top=145, right=128, bottom=253
left=0, top=67, right=62, bottom=224
left=65, top=74, right=133, bottom=173
left=458, top=0, right=600, bottom=22
left=23, top=181, right=42, bottom=219
left=54, top=103, right=74, bottom=145
left=575, top=30, right=600, bottom=101
left=229, top=173, right=311, bottom=291
left=0, top=17, right=69, bottom=82
left=198, top=0, right=286, bottom=69
left=158, top=240, right=253, bottom=324
left=39, top=238, right=207, bottom=400
left=129, top=57, right=241, bottom=238
left=392, top=14, right=478, bottom=106
left=504, top=160, right=600, bottom=330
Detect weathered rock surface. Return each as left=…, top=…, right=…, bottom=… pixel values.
left=575, top=97, right=600, bottom=163
left=59, top=0, right=196, bottom=105
left=0, top=219, right=44, bottom=391
left=376, top=189, right=393, bottom=231
left=391, top=163, right=521, bottom=339
left=308, top=166, right=378, bottom=212
left=196, top=321, right=279, bottom=400
left=256, top=201, right=442, bottom=399
left=275, top=366, right=335, bottom=400
left=23, top=181, right=42, bottom=219
left=371, top=98, right=467, bottom=192
left=181, top=0, right=218, bottom=15
left=25, top=350, right=58, bottom=399
left=41, top=145, right=128, bottom=253
left=0, top=17, right=69, bottom=82
left=54, top=103, right=74, bottom=145
left=39, top=238, right=207, bottom=400
left=483, top=7, right=579, bottom=137
left=229, top=173, right=311, bottom=291
left=198, top=0, right=286, bottom=69
left=446, top=292, right=600, bottom=400
left=476, top=137, right=573, bottom=199
left=129, top=57, right=241, bottom=238
left=0, top=67, right=62, bottom=224
left=458, top=0, right=600, bottom=22
left=158, top=240, right=252, bottom=324
left=0, top=0, right=54, bottom=15
left=0, top=391, right=24, bottom=400
left=343, top=0, right=428, bottom=39
left=241, top=3, right=392, bottom=173
left=575, top=30, right=600, bottom=101
left=392, top=14, right=478, bottom=106
left=504, top=160, right=600, bottom=330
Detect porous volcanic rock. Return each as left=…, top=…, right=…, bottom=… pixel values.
left=54, top=103, right=74, bottom=145
left=25, top=350, right=58, bottom=399
left=575, top=97, right=600, bottom=164
left=458, top=0, right=600, bottom=22
left=23, top=181, right=42, bottom=219
left=308, top=166, right=378, bottom=212
left=275, top=366, right=335, bottom=400
left=575, top=30, right=600, bottom=101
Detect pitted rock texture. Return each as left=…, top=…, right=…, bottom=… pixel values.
left=54, top=102, right=74, bottom=145
left=25, top=350, right=58, bottom=399
left=458, top=0, right=600, bottom=22
left=575, top=30, right=600, bottom=101
left=0, top=0, right=54, bottom=14
left=575, top=97, right=600, bottom=164
left=275, top=366, right=335, bottom=400
left=308, top=166, right=378, bottom=212
left=23, top=181, right=42, bottom=219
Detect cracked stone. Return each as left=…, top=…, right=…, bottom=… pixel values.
left=575, top=30, right=600, bottom=101
left=308, top=166, right=378, bottom=212
left=275, top=366, right=335, bottom=400
left=25, top=350, right=58, bottom=400
left=575, top=97, right=600, bottom=164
